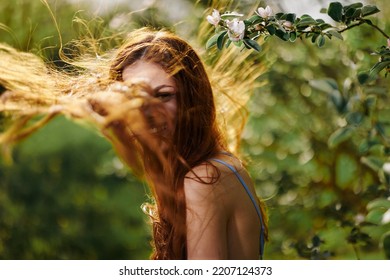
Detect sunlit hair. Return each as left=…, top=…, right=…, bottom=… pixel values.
left=0, top=2, right=269, bottom=259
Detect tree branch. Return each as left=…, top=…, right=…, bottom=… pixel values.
left=365, top=20, right=390, bottom=39
left=339, top=19, right=389, bottom=39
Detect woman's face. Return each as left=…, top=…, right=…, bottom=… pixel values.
left=122, top=60, right=177, bottom=141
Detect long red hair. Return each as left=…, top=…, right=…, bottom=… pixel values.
left=109, top=28, right=227, bottom=259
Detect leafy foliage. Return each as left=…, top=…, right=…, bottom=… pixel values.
left=206, top=2, right=389, bottom=80
left=238, top=1, right=390, bottom=259
left=0, top=117, right=151, bottom=259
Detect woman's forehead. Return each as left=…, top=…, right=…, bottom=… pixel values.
left=122, top=60, right=176, bottom=89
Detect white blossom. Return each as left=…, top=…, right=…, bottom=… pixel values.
left=383, top=162, right=390, bottom=175
left=256, top=5, right=273, bottom=19
left=207, top=9, right=221, bottom=26
left=226, top=19, right=245, bottom=42
left=382, top=209, right=390, bottom=224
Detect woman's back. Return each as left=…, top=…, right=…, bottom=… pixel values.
left=185, top=153, right=262, bottom=259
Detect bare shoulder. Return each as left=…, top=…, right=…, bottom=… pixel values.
left=185, top=161, right=219, bottom=183
left=184, top=161, right=222, bottom=204
left=184, top=155, right=252, bottom=206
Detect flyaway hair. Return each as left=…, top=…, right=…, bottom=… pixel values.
left=0, top=0, right=268, bottom=259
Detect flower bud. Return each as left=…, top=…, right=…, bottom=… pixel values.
left=282, top=20, right=293, bottom=31
left=207, top=9, right=221, bottom=27
left=255, top=24, right=265, bottom=31
left=256, top=5, right=273, bottom=19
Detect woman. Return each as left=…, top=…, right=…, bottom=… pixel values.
left=98, top=28, right=268, bottom=259
left=0, top=27, right=267, bottom=260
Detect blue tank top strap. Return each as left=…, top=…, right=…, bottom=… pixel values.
left=210, top=158, right=265, bottom=259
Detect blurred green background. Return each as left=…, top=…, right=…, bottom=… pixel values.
left=1, top=0, right=389, bottom=259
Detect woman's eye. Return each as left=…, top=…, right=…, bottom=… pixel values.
left=155, top=92, right=175, bottom=101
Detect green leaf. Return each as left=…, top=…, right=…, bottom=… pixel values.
left=365, top=208, right=385, bottom=224
left=375, top=122, right=387, bottom=139
left=246, top=14, right=262, bottom=24
left=346, top=112, right=364, bottom=125
left=266, top=24, right=276, bottom=35
left=309, top=78, right=339, bottom=94
left=225, top=40, right=232, bottom=48
left=357, top=72, right=370, bottom=84
left=206, top=31, right=226, bottom=49
left=345, top=7, right=356, bottom=18
left=364, top=18, right=373, bottom=25
left=360, top=156, right=383, bottom=172
left=275, top=29, right=289, bottom=41
left=373, top=47, right=390, bottom=56
left=381, top=232, right=390, bottom=259
left=370, top=61, right=390, bottom=76
left=365, top=86, right=389, bottom=96
left=331, top=92, right=347, bottom=114
left=367, top=198, right=390, bottom=211
left=243, top=38, right=262, bottom=52
left=328, top=2, right=343, bottom=22
left=285, top=13, right=296, bottom=22
left=347, top=227, right=372, bottom=245
left=319, top=23, right=332, bottom=30
left=216, top=31, right=228, bottom=50
left=358, top=139, right=382, bottom=154
left=358, top=140, right=370, bottom=154
left=363, top=95, right=376, bottom=116
left=289, top=31, right=297, bottom=42
left=328, top=126, right=354, bottom=148
left=344, top=2, right=363, bottom=10
left=317, top=34, right=326, bottom=47
left=301, top=14, right=314, bottom=19
left=233, top=40, right=243, bottom=47
left=311, top=33, right=319, bottom=43
left=352, top=8, right=362, bottom=18
left=220, top=13, right=244, bottom=20
left=327, top=29, right=343, bottom=40
left=343, top=3, right=363, bottom=18
left=279, top=13, right=287, bottom=20
left=296, top=16, right=317, bottom=27
left=362, top=5, right=380, bottom=17
left=275, top=12, right=284, bottom=20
